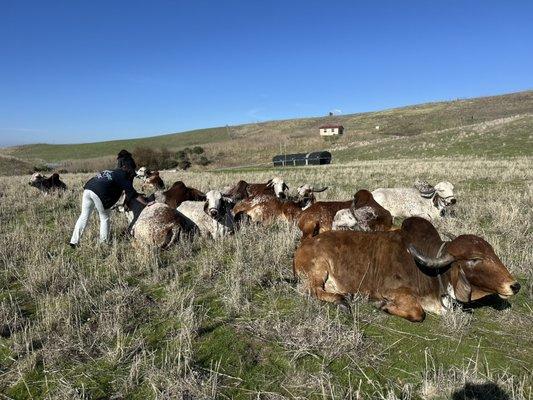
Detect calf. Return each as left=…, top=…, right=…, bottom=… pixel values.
left=29, top=172, right=67, bottom=193
left=293, top=217, right=520, bottom=321
left=177, top=190, right=235, bottom=238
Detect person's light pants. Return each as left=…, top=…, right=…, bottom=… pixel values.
left=70, top=190, right=111, bottom=244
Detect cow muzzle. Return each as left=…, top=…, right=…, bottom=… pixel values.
left=497, top=281, right=521, bottom=299
left=277, top=192, right=286, bottom=199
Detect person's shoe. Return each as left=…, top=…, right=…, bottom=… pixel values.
left=69, top=243, right=77, bottom=249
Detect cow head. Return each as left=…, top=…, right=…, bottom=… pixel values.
left=203, top=190, right=233, bottom=219
left=29, top=172, right=44, bottom=187
left=433, top=182, right=457, bottom=214
left=136, top=167, right=148, bottom=179
left=267, top=177, right=289, bottom=199
left=296, top=184, right=327, bottom=208
left=409, top=235, right=520, bottom=302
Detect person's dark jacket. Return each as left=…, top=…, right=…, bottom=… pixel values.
left=84, top=169, right=138, bottom=210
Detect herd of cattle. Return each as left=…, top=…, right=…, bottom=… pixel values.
left=28, top=169, right=521, bottom=322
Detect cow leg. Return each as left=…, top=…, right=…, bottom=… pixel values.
left=378, top=287, right=426, bottom=322
left=308, top=272, right=350, bottom=312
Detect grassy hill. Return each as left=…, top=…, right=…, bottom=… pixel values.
left=1, top=90, right=532, bottom=174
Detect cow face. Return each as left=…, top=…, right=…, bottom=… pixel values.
left=448, top=235, right=520, bottom=300
left=434, top=181, right=456, bottom=207
left=267, top=177, right=289, bottom=199
left=204, top=190, right=232, bottom=219
left=29, top=173, right=44, bottom=187
left=136, top=167, right=148, bottom=179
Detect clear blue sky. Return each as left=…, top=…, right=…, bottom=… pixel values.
left=1, top=0, right=532, bottom=147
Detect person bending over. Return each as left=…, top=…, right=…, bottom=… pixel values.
left=69, top=164, right=149, bottom=247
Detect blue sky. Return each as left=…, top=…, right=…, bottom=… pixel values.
left=1, top=0, right=532, bottom=146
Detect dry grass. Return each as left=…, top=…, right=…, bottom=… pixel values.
left=0, top=157, right=531, bottom=399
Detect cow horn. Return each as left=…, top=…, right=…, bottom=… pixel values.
left=408, top=244, right=455, bottom=268
left=312, top=186, right=328, bottom=192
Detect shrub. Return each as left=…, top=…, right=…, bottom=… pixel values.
left=191, top=146, right=204, bottom=155
left=197, top=156, right=210, bottom=166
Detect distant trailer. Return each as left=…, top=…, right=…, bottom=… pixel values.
left=272, top=151, right=332, bottom=167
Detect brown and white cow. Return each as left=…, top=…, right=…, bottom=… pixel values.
left=293, top=217, right=520, bottom=322
left=29, top=172, right=67, bottom=193
left=224, top=177, right=289, bottom=201
left=136, top=167, right=165, bottom=192
left=231, top=185, right=326, bottom=224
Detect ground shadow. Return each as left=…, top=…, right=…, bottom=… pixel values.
left=452, top=382, right=510, bottom=400
left=465, top=294, right=511, bottom=311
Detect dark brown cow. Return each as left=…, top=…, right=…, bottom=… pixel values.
left=157, top=181, right=206, bottom=209
left=293, top=217, right=520, bottom=322
left=224, top=177, right=288, bottom=201
left=29, top=172, right=67, bottom=193
left=332, top=190, right=393, bottom=232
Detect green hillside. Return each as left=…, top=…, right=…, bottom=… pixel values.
left=1, top=90, right=532, bottom=173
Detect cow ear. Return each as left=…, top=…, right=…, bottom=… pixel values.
left=266, top=179, right=273, bottom=187
left=282, top=183, right=289, bottom=191
left=203, top=201, right=209, bottom=214
left=451, top=267, right=472, bottom=303
left=432, top=194, right=440, bottom=207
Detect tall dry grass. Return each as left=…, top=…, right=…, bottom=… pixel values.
left=0, top=157, right=531, bottom=399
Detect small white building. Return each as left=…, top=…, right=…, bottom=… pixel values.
left=319, top=125, right=344, bottom=136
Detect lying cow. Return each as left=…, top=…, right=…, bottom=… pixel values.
left=332, top=190, right=393, bottom=232
left=136, top=167, right=165, bottom=191
left=372, top=180, right=456, bottom=220
left=177, top=190, right=235, bottom=238
left=155, top=181, right=206, bottom=208
left=114, top=181, right=206, bottom=234
left=293, top=217, right=520, bottom=321
left=232, top=185, right=326, bottom=224
left=28, top=172, right=67, bottom=193
left=132, top=203, right=184, bottom=248
left=224, top=177, right=289, bottom=201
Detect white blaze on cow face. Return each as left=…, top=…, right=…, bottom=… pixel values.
left=434, top=181, right=456, bottom=206
left=29, top=173, right=43, bottom=184
left=205, top=190, right=223, bottom=218
left=136, top=167, right=147, bottom=179
left=268, top=177, right=288, bottom=199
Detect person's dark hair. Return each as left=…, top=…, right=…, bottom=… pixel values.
left=117, top=149, right=137, bottom=171
left=117, top=149, right=133, bottom=159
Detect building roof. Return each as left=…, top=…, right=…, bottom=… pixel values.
left=319, top=125, right=344, bottom=129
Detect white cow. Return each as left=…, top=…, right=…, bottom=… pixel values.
left=372, top=181, right=456, bottom=220
left=177, top=190, right=235, bottom=239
